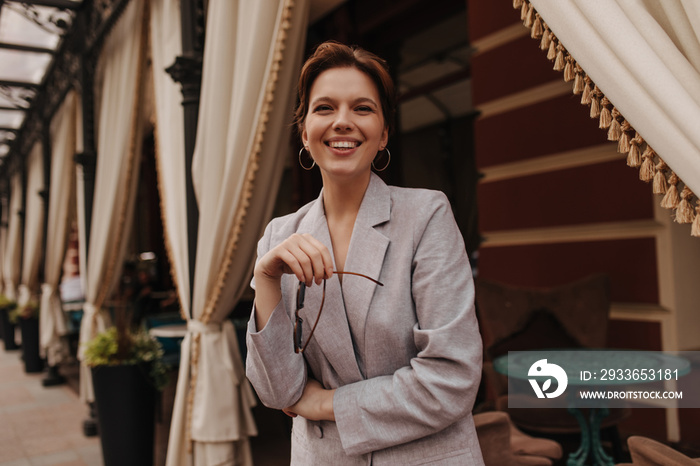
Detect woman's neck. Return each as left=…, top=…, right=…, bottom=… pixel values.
left=321, top=171, right=370, bottom=222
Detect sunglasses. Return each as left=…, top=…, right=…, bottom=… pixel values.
left=294, top=271, right=383, bottom=353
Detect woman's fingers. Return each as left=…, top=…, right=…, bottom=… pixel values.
left=297, top=234, right=334, bottom=284
left=258, top=233, right=333, bottom=286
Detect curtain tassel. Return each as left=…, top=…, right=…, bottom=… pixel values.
left=563, top=57, right=575, bottom=82
left=676, top=187, right=695, bottom=224
left=607, top=117, right=621, bottom=141
left=639, top=146, right=656, bottom=182
left=554, top=46, right=566, bottom=71
left=540, top=30, right=552, bottom=50
left=617, top=121, right=631, bottom=152
left=524, top=3, right=536, bottom=27
left=531, top=13, right=544, bottom=38
left=581, top=77, right=593, bottom=104
left=653, top=161, right=669, bottom=194
left=661, top=173, right=680, bottom=209
left=627, top=140, right=642, bottom=167
left=692, top=201, right=700, bottom=237
left=573, top=65, right=585, bottom=94
left=590, top=94, right=601, bottom=118
left=521, top=1, right=529, bottom=21
left=599, top=100, right=612, bottom=129
left=547, top=39, right=557, bottom=60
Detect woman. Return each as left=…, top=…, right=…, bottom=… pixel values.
left=246, top=41, right=484, bottom=465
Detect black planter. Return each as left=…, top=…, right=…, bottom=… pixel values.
left=0, top=307, right=19, bottom=350
left=19, top=317, right=43, bottom=372
left=92, top=364, right=156, bottom=466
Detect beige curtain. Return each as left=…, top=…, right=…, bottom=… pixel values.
left=165, top=0, right=310, bottom=464
left=520, top=0, right=700, bottom=234
left=39, top=91, right=79, bottom=365
left=17, top=142, right=44, bottom=309
left=2, top=173, right=22, bottom=301
left=77, top=0, right=149, bottom=402
left=149, top=0, right=190, bottom=321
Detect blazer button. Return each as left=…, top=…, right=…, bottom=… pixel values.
left=313, top=424, right=323, bottom=438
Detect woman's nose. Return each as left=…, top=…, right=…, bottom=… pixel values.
left=333, top=108, right=352, bottom=131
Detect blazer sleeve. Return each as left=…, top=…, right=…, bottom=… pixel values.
left=245, top=221, right=308, bottom=410
left=333, top=193, right=483, bottom=456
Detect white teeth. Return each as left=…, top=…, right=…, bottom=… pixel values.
left=329, top=141, right=358, bottom=149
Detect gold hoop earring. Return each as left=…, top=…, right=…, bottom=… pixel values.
left=372, top=148, right=391, bottom=172
left=299, top=147, right=315, bottom=170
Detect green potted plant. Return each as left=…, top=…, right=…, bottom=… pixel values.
left=84, top=313, right=167, bottom=466
left=9, top=300, right=42, bottom=372
left=0, top=294, right=19, bottom=350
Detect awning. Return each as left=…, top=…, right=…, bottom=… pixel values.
left=516, top=0, right=700, bottom=236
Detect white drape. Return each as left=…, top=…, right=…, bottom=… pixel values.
left=149, top=0, right=190, bottom=321
left=18, top=142, right=44, bottom=309
left=40, top=91, right=78, bottom=365
left=77, top=0, right=148, bottom=402
left=165, top=0, right=309, bottom=464
left=2, top=173, right=22, bottom=301
left=529, top=0, right=700, bottom=202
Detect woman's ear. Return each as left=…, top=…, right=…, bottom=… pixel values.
left=381, top=127, right=389, bottom=149
left=301, top=126, right=308, bottom=148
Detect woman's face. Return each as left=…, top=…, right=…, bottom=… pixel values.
left=302, top=67, right=388, bottom=182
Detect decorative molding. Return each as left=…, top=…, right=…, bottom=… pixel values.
left=480, top=220, right=663, bottom=247
left=609, top=302, right=671, bottom=321
left=479, top=143, right=622, bottom=183
left=476, top=80, right=570, bottom=119
left=471, top=23, right=528, bottom=57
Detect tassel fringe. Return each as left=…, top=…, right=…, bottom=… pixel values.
left=676, top=187, right=695, bottom=224
left=513, top=0, right=698, bottom=237
left=653, top=161, right=669, bottom=194
left=661, top=173, right=680, bottom=209
left=692, top=202, right=700, bottom=236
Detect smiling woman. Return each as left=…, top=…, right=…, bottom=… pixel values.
left=246, top=41, right=485, bottom=466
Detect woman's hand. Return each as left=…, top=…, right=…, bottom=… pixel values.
left=283, top=379, right=336, bottom=421
left=255, top=233, right=333, bottom=287
left=253, top=233, right=333, bottom=330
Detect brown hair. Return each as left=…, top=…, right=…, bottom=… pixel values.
left=294, top=41, right=396, bottom=136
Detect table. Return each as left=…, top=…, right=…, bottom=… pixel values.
left=493, top=350, right=690, bottom=466
left=148, top=324, right=187, bottom=367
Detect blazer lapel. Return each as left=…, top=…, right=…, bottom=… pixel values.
left=297, top=194, right=364, bottom=385
left=341, top=173, right=391, bottom=364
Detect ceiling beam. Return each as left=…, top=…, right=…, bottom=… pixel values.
left=0, top=42, right=54, bottom=54
left=5, top=0, right=81, bottom=9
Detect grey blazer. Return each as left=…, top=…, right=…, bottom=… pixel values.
left=246, top=173, right=484, bottom=465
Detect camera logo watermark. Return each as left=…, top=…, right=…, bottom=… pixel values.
left=528, top=358, right=568, bottom=398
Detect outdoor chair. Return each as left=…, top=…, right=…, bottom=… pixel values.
left=475, top=410, right=563, bottom=465
left=615, top=435, right=700, bottom=465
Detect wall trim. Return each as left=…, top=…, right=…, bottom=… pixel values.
left=481, top=220, right=663, bottom=247
left=479, top=143, right=623, bottom=182
left=476, top=80, right=571, bottom=119
left=471, top=23, right=528, bottom=57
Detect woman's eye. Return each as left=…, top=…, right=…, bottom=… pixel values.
left=313, top=104, right=332, bottom=112
left=356, top=106, right=373, bottom=113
